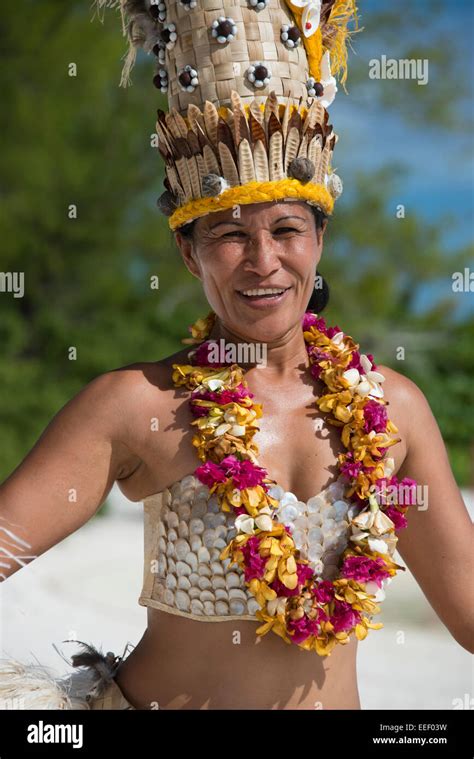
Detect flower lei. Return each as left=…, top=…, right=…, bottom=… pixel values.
left=171, top=310, right=417, bottom=656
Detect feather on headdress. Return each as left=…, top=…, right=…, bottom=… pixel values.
left=93, top=0, right=360, bottom=229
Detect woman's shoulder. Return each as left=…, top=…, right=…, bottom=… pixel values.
left=82, top=347, right=194, bottom=414
left=375, top=364, right=432, bottom=448
left=376, top=364, right=428, bottom=406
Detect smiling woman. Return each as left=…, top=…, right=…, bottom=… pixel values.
left=1, top=0, right=473, bottom=714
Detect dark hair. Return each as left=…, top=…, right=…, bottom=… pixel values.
left=177, top=204, right=330, bottom=314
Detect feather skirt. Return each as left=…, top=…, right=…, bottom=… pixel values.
left=0, top=641, right=135, bottom=710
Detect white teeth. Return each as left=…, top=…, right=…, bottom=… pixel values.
left=240, top=287, right=287, bottom=296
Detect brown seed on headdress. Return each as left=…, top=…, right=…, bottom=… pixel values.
left=179, top=71, right=192, bottom=87
left=288, top=26, right=301, bottom=43
left=157, top=190, right=178, bottom=216
left=288, top=157, right=315, bottom=184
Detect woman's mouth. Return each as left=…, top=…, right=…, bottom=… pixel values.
left=236, top=286, right=292, bottom=307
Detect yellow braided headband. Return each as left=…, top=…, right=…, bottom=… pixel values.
left=168, top=179, right=335, bottom=231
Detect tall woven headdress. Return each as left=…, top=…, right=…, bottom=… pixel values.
left=94, top=0, right=359, bottom=230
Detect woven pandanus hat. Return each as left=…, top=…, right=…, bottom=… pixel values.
left=94, top=0, right=359, bottom=230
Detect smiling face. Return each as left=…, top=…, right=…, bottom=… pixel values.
left=174, top=201, right=328, bottom=342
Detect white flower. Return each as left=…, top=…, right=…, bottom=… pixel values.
left=349, top=527, right=369, bottom=545
left=206, top=378, right=224, bottom=391
left=231, top=424, right=246, bottom=436
left=235, top=514, right=255, bottom=534
left=351, top=510, right=375, bottom=531
left=371, top=510, right=395, bottom=536
left=330, top=330, right=345, bottom=348
left=368, top=536, right=390, bottom=554
left=215, top=423, right=231, bottom=436
left=342, top=355, right=386, bottom=399
left=255, top=514, right=274, bottom=531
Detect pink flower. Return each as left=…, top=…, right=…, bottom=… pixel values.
left=341, top=555, right=390, bottom=587
left=302, top=313, right=327, bottom=333
left=384, top=505, right=408, bottom=530
left=190, top=382, right=253, bottom=409
left=196, top=456, right=269, bottom=491
left=363, top=399, right=388, bottom=433
left=190, top=340, right=227, bottom=366
left=189, top=402, right=211, bottom=418
left=220, top=455, right=268, bottom=489
left=340, top=452, right=363, bottom=479
left=399, top=477, right=418, bottom=506
left=194, top=461, right=227, bottom=487
left=287, top=614, right=321, bottom=645
left=347, top=350, right=362, bottom=372
left=241, top=536, right=267, bottom=581
left=313, top=580, right=335, bottom=604
left=376, top=475, right=417, bottom=507
left=330, top=600, right=361, bottom=632
left=326, top=325, right=343, bottom=339
left=310, top=362, right=323, bottom=381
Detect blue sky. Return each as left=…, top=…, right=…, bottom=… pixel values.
left=331, top=0, right=473, bottom=253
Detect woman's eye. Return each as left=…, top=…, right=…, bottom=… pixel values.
left=219, top=227, right=301, bottom=238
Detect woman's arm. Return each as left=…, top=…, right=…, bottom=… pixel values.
left=0, top=370, right=142, bottom=582
left=381, top=366, right=474, bottom=654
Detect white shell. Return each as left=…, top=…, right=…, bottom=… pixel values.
left=189, top=518, right=205, bottom=535
left=200, top=589, right=215, bottom=602
left=176, top=560, right=191, bottom=576
left=229, top=599, right=246, bottom=615
left=189, top=572, right=200, bottom=586
left=198, top=546, right=211, bottom=563
left=190, top=599, right=204, bottom=615
left=226, top=572, right=240, bottom=588
left=215, top=600, right=230, bottom=614
left=175, top=590, right=191, bottom=611
left=185, top=552, right=198, bottom=571
left=190, top=534, right=202, bottom=552
left=327, top=173, right=343, bottom=199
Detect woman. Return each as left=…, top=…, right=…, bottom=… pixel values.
left=1, top=0, right=472, bottom=710
left=1, top=196, right=472, bottom=710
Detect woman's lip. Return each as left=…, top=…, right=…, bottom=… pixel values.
left=235, top=287, right=292, bottom=308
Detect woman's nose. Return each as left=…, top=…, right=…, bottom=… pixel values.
left=243, top=232, right=281, bottom=272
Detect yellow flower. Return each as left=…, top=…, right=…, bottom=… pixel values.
left=181, top=311, right=216, bottom=344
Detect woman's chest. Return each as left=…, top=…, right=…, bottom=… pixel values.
left=121, top=376, right=407, bottom=504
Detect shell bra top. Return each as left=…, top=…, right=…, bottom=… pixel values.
left=138, top=471, right=357, bottom=621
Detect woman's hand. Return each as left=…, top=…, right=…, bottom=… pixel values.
left=381, top=366, right=474, bottom=654
left=0, top=370, right=141, bottom=582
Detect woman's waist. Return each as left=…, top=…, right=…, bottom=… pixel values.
left=114, top=610, right=360, bottom=710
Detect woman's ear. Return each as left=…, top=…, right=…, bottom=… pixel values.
left=316, top=218, right=329, bottom=247
left=174, top=231, right=201, bottom=280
